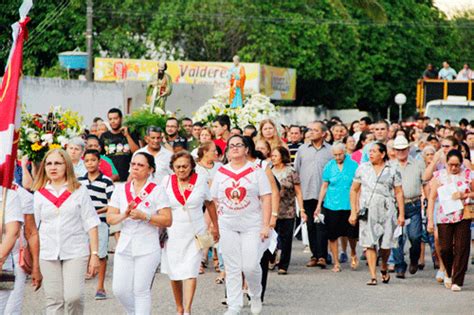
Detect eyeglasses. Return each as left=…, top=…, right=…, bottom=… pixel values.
left=45, top=161, right=65, bottom=167
left=441, top=145, right=452, bottom=148
left=131, top=162, right=147, bottom=168
left=229, top=143, right=246, bottom=149
left=174, top=164, right=190, bottom=169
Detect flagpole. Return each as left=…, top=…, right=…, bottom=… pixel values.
left=0, top=187, right=7, bottom=243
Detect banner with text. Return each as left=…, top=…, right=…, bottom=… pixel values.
left=94, top=58, right=296, bottom=100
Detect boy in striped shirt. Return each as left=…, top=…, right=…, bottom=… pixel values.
left=79, top=149, right=114, bottom=300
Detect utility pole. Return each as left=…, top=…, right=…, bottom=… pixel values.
left=86, top=0, right=93, bottom=81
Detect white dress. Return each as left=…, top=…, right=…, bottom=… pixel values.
left=160, top=173, right=211, bottom=280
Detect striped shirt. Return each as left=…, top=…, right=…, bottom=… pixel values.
left=79, top=172, right=114, bottom=218
left=288, top=141, right=303, bottom=166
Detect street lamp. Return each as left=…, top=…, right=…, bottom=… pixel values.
left=394, top=93, right=407, bottom=122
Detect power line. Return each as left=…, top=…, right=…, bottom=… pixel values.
left=25, top=0, right=74, bottom=50
left=93, top=9, right=474, bottom=29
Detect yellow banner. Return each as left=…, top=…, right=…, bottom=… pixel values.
left=94, top=58, right=296, bottom=100
left=261, top=65, right=296, bottom=100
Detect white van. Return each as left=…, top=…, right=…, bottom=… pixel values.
left=425, top=96, right=474, bottom=122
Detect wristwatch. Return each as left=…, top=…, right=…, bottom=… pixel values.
left=91, top=251, right=98, bottom=256
left=271, top=211, right=278, bottom=217
left=144, top=213, right=152, bottom=223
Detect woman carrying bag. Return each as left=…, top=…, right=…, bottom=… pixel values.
left=161, top=151, right=219, bottom=315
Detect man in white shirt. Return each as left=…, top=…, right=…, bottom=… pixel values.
left=134, top=126, right=173, bottom=184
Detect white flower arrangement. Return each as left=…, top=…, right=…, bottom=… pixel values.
left=193, top=89, right=281, bottom=130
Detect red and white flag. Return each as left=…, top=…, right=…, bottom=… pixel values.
left=0, top=1, right=32, bottom=189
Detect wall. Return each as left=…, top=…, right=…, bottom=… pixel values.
left=279, top=105, right=370, bottom=125
left=21, top=77, right=215, bottom=125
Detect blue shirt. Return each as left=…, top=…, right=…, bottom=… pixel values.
left=322, top=156, right=358, bottom=210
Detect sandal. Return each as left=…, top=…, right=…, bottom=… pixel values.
left=199, top=262, right=206, bottom=275
left=215, top=276, right=225, bottom=284
left=350, top=256, right=359, bottom=270
left=331, top=265, right=341, bottom=273
left=381, top=270, right=390, bottom=284
left=366, top=278, right=377, bottom=286
left=213, top=260, right=221, bottom=273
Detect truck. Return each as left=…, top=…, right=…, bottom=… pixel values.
left=416, top=79, right=474, bottom=122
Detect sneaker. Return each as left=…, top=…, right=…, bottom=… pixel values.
left=250, top=298, right=262, bottom=315
left=339, top=252, right=348, bottom=263
left=444, top=277, right=452, bottom=289
left=451, top=284, right=461, bottom=292
left=95, top=290, right=107, bottom=300
left=435, top=270, right=445, bottom=284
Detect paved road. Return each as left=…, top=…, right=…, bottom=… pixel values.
left=23, top=241, right=473, bottom=314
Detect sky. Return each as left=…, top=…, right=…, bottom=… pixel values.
left=434, top=0, right=474, bottom=18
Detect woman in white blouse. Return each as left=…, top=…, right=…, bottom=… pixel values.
left=211, top=135, right=272, bottom=315
left=32, top=149, right=100, bottom=314
left=0, top=188, right=24, bottom=314
left=161, top=151, right=219, bottom=315
left=107, top=152, right=172, bottom=314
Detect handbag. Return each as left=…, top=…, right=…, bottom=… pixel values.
left=19, top=235, right=33, bottom=275
left=463, top=203, right=474, bottom=220
left=358, top=165, right=387, bottom=221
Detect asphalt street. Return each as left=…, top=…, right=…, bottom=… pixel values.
left=22, top=241, right=473, bottom=314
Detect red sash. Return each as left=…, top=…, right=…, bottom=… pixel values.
left=125, top=181, right=157, bottom=206
left=171, top=173, right=198, bottom=206
left=217, top=166, right=255, bottom=181
left=38, top=188, right=72, bottom=208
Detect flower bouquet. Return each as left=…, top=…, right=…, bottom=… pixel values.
left=193, top=89, right=281, bottom=130
left=124, top=104, right=175, bottom=137
left=19, top=106, right=84, bottom=163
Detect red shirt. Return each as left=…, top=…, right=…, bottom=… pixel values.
left=214, top=138, right=227, bottom=154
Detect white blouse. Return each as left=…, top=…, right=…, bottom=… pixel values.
left=162, top=174, right=211, bottom=234
left=34, top=183, right=100, bottom=260
left=211, top=161, right=271, bottom=232
left=0, top=189, right=23, bottom=271
left=109, top=179, right=170, bottom=257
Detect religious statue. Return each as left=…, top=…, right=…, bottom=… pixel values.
left=146, top=61, right=172, bottom=112
left=228, top=55, right=246, bottom=108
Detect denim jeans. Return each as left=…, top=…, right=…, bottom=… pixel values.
left=393, top=200, right=422, bottom=273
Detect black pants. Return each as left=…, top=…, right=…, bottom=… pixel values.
left=304, top=199, right=328, bottom=260
left=275, top=218, right=295, bottom=270
left=260, top=249, right=272, bottom=302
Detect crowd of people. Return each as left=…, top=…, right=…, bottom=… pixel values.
left=1, top=108, right=473, bottom=315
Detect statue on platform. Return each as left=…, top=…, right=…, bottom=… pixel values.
left=146, top=61, right=172, bottom=112
left=228, top=55, right=246, bottom=108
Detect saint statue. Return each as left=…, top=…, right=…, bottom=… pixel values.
left=228, top=55, right=246, bottom=108
left=146, top=61, right=172, bottom=112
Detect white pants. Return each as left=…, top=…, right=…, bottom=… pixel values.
left=4, top=253, right=27, bottom=314
left=220, top=229, right=262, bottom=313
left=40, top=256, right=89, bottom=315
left=112, top=247, right=160, bottom=315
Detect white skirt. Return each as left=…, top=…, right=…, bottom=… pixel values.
left=161, top=208, right=205, bottom=280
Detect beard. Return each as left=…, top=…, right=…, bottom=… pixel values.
left=158, top=71, right=164, bottom=80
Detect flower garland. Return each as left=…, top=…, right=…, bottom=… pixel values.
left=192, top=89, right=281, bottom=130
left=19, top=106, right=84, bottom=162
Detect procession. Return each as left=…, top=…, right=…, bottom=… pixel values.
left=1, top=1, right=474, bottom=314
